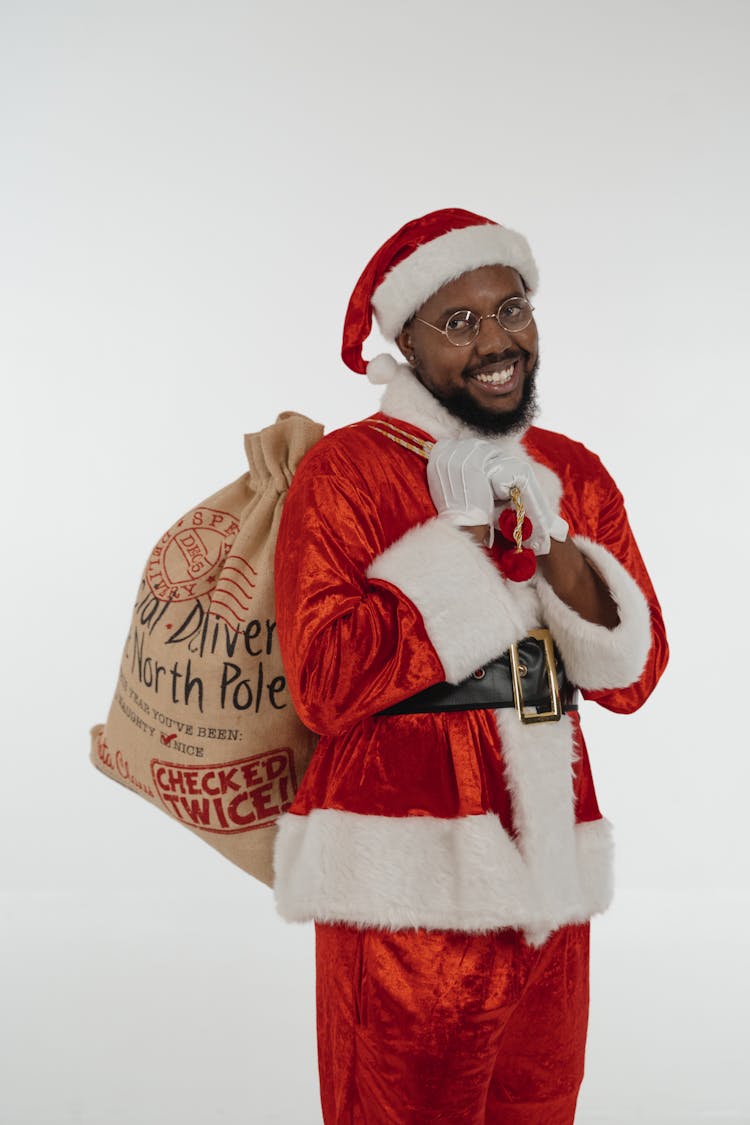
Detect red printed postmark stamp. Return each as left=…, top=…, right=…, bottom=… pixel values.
left=146, top=506, right=245, bottom=604
left=150, top=748, right=298, bottom=834
left=208, top=554, right=259, bottom=630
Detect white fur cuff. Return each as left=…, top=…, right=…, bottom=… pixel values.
left=367, top=518, right=537, bottom=683
left=534, top=537, right=652, bottom=691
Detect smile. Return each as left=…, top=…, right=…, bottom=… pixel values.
left=468, top=359, right=521, bottom=394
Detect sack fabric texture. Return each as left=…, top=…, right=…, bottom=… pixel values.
left=90, top=412, right=322, bottom=886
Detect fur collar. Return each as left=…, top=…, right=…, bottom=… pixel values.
left=379, top=363, right=528, bottom=457
left=379, top=363, right=563, bottom=512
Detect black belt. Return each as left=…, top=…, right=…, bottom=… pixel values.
left=379, top=628, right=578, bottom=724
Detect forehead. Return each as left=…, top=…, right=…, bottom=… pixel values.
left=418, top=264, right=526, bottom=319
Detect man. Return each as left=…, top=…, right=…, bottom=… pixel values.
left=272, top=208, right=668, bottom=1124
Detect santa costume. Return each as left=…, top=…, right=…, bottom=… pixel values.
left=272, top=209, right=668, bottom=1124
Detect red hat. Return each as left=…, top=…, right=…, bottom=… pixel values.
left=341, top=207, right=538, bottom=383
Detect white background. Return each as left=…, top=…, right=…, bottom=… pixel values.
left=2, top=1, right=749, bottom=1122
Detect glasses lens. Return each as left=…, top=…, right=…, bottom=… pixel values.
left=444, top=310, right=479, bottom=346
left=498, top=298, right=533, bottom=332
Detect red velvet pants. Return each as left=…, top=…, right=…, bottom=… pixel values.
left=315, top=921, right=590, bottom=1124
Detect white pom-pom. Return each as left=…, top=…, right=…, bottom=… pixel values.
left=366, top=353, right=399, bottom=384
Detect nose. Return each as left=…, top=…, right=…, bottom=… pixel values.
left=474, top=312, right=514, bottom=356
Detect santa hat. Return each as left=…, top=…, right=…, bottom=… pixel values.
left=341, top=207, right=539, bottom=384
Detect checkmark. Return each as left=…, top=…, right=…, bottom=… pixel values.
left=160, top=732, right=178, bottom=745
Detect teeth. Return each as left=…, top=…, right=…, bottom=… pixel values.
left=475, top=363, right=514, bottom=385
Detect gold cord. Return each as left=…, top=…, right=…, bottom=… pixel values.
left=367, top=420, right=434, bottom=460
left=510, top=486, right=525, bottom=553
left=369, top=423, right=524, bottom=552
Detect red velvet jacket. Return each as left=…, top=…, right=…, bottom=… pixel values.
left=272, top=369, right=668, bottom=944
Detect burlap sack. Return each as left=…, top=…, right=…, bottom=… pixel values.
left=90, top=411, right=323, bottom=887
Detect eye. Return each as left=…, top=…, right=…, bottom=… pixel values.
left=498, top=298, right=533, bottom=331
left=445, top=310, right=476, bottom=333
left=502, top=299, right=525, bottom=320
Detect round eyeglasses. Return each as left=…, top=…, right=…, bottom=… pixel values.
left=414, top=296, right=535, bottom=347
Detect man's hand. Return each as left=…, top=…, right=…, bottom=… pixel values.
left=488, top=457, right=568, bottom=555
left=537, top=538, right=621, bottom=627
left=426, top=439, right=499, bottom=537
left=427, top=440, right=619, bottom=626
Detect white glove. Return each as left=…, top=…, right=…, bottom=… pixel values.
left=488, top=456, right=568, bottom=555
left=426, top=438, right=499, bottom=533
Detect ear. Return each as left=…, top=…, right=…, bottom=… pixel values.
left=396, top=325, right=415, bottom=364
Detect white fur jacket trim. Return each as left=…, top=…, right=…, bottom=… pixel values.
left=367, top=518, right=539, bottom=684
left=274, top=703, right=614, bottom=946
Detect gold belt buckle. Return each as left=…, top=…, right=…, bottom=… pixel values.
left=509, top=627, right=562, bottom=724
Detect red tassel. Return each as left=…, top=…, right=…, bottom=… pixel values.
left=498, top=547, right=537, bottom=582
left=497, top=508, right=533, bottom=544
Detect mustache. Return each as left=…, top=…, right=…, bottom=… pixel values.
left=464, top=352, right=523, bottom=378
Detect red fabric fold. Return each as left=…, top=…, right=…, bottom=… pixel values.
left=274, top=415, right=666, bottom=828
left=315, top=920, right=590, bottom=1124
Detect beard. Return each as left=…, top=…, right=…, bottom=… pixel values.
left=415, top=352, right=540, bottom=436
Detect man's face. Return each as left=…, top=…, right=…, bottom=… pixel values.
left=396, top=265, right=539, bottom=436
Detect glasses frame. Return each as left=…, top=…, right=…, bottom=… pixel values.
left=413, top=296, right=535, bottom=347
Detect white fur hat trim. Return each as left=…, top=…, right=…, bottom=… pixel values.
left=366, top=353, right=400, bottom=384
left=372, top=223, right=538, bottom=340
